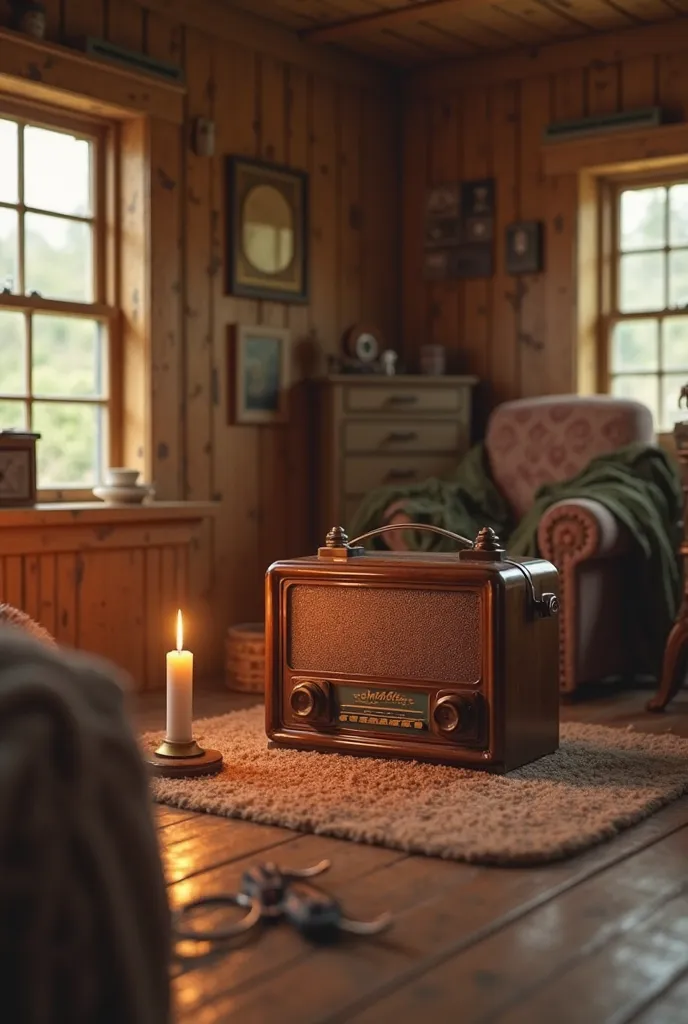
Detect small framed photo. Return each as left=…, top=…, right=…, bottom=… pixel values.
left=506, top=220, right=544, bottom=274
left=229, top=324, right=291, bottom=425
left=461, top=179, right=495, bottom=219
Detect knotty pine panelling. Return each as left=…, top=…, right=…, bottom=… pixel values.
left=15, top=0, right=400, bottom=677
left=0, top=518, right=197, bottom=690
left=403, top=43, right=688, bottom=421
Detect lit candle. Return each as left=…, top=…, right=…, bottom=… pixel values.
left=166, top=609, right=193, bottom=743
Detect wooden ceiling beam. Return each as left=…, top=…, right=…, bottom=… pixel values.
left=409, top=15, right=688, bottom=93
left=128, top=0, right=395, bottom=90
left=299, top=0, right=470, bottom=42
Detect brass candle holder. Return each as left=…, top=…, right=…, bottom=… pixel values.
left=145, top=609, right=224, bottom=778
left=145, top=736, right=224, bottom=778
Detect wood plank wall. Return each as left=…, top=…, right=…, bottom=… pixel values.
left=403, top=38, right=688, bottom=424
left=0, top=517, right=195, bottom=689
left=7, top=0, right=400, bottom=676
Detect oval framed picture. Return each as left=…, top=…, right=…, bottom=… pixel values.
left=226, top=156, right=309, bottom=304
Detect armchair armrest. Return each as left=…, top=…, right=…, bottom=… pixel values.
left=537, top=498, right=630, bottom=565
left=538, top=499, right=632, bottom=695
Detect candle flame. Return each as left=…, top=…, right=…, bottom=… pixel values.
left=176, top=609, right=184, bottom=652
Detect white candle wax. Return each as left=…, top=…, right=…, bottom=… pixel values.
left=166, top=610, right=194, bottom=743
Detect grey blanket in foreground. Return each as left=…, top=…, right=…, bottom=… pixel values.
left=0, top=627, right=170, bottom=1024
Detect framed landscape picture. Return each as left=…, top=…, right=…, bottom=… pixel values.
left=229, top=324, right=291, bottom=425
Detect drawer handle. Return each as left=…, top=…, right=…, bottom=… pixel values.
left=384, top=469, right=418, bottom=483
left=384, top=431, right=418, bottom=444
left=386, top=394, right=418, bottom=406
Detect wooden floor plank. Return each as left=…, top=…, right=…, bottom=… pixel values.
left=146, top=685, right=688, bottom=1023
left=162, top=818, right=296, bottom=886
left=345, top=825, right=688, bottom=1023
left=171, top=834, right=412, bottom=1017
left=178, top=854, right=468, bottom=1023
left=169, top=830, right=410, bottom=910
left=158, top=813, right=256, bottom=849
left=179, top=800, right=688, bottom=1024
left=492, top=893, right=688, bottom=1024
left=155, top=805, right=199, bottom=828
left=630, top=968, right=688, bottom=1023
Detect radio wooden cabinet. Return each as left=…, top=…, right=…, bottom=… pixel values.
left=317, top=375, right=478, bottom=537
left=265, top=525, right=560, bottom=772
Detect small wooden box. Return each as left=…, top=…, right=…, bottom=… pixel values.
left=0, top=431, right=40, bottom=507
left=265, top=525, right=560, bottom=773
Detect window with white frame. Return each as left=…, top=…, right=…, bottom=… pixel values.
left=608, top=181, right=688, bottom=432
left=0, top=101, right=116, bottom=495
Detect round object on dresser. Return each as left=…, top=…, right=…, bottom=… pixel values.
left=342, top=323, right=384, bottom=365
left=226, top=622, right=265, bottom=693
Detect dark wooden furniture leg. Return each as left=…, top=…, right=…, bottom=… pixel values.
left=647, top=611, right=688, bottom=712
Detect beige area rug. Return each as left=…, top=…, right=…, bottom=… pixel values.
left=144, top=706, right=688, bottom=866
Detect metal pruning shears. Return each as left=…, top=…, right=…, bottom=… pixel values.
left=173, top=859, right=393, bottom=944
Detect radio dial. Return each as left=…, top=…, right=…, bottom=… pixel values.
left=433, top=694, right=473, bottom=735
left=290, top=680, right=330, bottom=722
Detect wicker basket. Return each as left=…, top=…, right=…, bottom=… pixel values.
left=225, top=622, right=265, bottom=693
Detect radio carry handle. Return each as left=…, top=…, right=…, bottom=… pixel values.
left=318, top=523, right=559, bottom=621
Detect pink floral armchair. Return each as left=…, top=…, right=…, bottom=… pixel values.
left=387, top=395, right=655, bottom=695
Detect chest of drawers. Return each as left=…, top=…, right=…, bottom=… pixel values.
left=317, top=375, right=478, bottom=538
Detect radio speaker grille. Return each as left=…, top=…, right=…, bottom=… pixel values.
left=287, top=585, right=481, bottom=684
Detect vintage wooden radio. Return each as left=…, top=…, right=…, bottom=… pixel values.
left=265, top=523, right=561, bottom=773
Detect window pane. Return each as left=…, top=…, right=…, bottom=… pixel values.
left=620, top=187, right=665, bottom=252
left=619, top=252, right=664, bottom=312
left=25, top=214, right=93, bottom=302
left=669, top=184, right=688, bottom=247
left=610, top=373, right=659, bottom=426
left=0, top=310, right=27, bottom=394
left=663, top=317, right=688, bottom=371
left=611, top=319, right=658, bottom=373
left=661, top=374, right=688, bottom=432
left=32, top=316, right=106, bottom=398
left=24, top=126, right=92, bottom=217
left=0, top=208, right=19, bottom=293
left=33, top=401, right=104, bottom=487
left=0, top=119, right=18, bottom=204
left=668, top=249, right=688, bottom=309
left=0, top=400, right=26, bottom=431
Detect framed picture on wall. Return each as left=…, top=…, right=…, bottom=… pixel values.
left=228, top=324, right=291, bottom=425
left=226, top=156, right=309, bottom=303
left=505, top=220, right=544, bottom=274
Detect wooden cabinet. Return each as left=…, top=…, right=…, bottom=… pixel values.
left=0, top=502, right=217, bottom=689
left=317, top=375, right=478, bottom=539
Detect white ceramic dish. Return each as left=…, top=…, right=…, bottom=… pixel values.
left=92, top=484, right=152, bottom=505
left=105, top=467, right=140, bottom=487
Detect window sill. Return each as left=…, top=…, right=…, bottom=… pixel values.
left=0, top=500, right=219, bottom=527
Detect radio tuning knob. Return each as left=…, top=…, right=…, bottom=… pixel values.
left=432, top=694, right=473, bottom=735
left=290, top=680, right=330, bottom=721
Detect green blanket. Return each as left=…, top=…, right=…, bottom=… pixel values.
left=349, top=442, right=683, bottom=676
